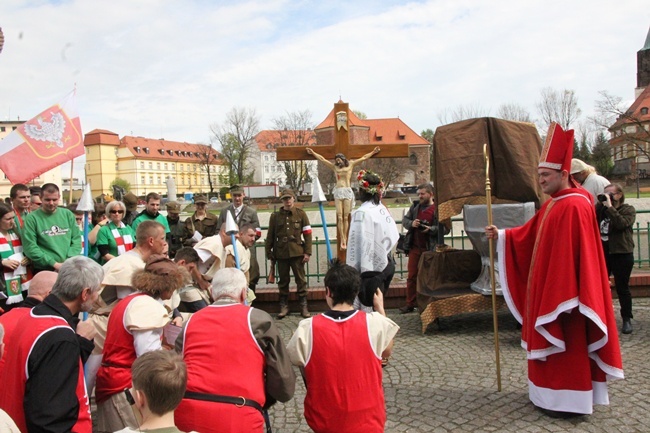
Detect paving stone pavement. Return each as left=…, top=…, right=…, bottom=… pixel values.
left=266, top=298, right=650, bottom=433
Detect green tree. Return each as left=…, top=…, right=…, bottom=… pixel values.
left=591, top=131, right=613, bottom=177
left=110, top=177, right=131, bottom=193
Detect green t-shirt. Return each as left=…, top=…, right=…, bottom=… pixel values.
left=132, top=212, right=171, bottom=234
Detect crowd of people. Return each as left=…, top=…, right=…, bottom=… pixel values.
left=0, top=126, right=634, bottom=430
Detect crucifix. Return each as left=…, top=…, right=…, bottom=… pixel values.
left=276, top=101, right=410, bottom=261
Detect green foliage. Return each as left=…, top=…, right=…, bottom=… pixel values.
left=591, top=132, right=613, bottom=177
left=420, top=128, right=434, bottom=144
left=110, top=178, right=131, bottom=192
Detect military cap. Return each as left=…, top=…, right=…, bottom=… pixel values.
left=166, top=201, right=181, bottom=213
left=280, top=189, right=295, bottom=199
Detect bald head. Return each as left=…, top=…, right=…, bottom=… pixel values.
left=28, top=271, right=57, bottom=301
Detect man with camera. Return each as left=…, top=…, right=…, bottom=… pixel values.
left=400, top=183, right=442, bottom=314
left=596, top=184, right=636, bottom=334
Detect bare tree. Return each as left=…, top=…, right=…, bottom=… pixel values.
left=591, top=90, right=650, bottom=161
left=496, top=103, right=532, bottom=122
left=535, top=87, right=582, bottom=131
left=272, top=110, right=316, bottom=192
left=436, top=103, right=490, bottom=125
left=210, top=107, right=259, bottom=185
left=197, top=142, right=221, bottom=193
left=317, top=161, right=337, bottom=194
left=364, top=157, right=406, bottom=189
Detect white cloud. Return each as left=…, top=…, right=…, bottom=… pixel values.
left=1, top=0, right=649, bottom=180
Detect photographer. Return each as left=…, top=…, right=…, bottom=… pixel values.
left=399, top=183, right=447, bottom=314
left=596, top=183, right=636, bottom=334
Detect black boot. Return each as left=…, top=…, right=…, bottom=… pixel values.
left=299, top=296, right=311, bottom=318
left=622, top=318, right=633, bottom=334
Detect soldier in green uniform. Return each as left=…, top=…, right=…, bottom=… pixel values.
left=265, top=189, right=312, bottom=319
left=183, top=194, right=218, bottom=247
left=166, top=201, right=184, bottom=259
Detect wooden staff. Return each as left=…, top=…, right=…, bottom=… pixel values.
left=484, top=143, right=502, bottom=392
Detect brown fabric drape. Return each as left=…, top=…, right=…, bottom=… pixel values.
left=433, top=117, right=544, bottom=221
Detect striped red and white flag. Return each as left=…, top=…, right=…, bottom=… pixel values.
left=0, top=90, right=83, bottom=184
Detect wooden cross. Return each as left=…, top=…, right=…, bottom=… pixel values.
left=276, top=101, right=411, bottom=261
left=276, top=101, right=410, bottom=161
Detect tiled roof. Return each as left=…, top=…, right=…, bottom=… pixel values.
left=255, top=130, right=317, bottom=152
left=120, top=136, right=222, bottom=163
left=610, top=85, right=650, bottom=130
left=364, top=118, right=430, bottom=145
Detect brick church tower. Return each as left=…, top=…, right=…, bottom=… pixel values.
left=635, top=26, right=650, bottom=98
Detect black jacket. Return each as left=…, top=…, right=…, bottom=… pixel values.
left=596, top=202, right=636, bottom=254
left=402, top=200, right=446, bottom=252
left=25, top=294, right=94, bottom=433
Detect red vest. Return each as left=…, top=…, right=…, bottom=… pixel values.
left=175, top=304, right=266, bottom=433
left=0, top=306, right=31, bottom=375
left=95, top=292, right=146, bottom=403
left=304, top=311, right=385, bottom=433
left=0, top=311, right=91, bottom=433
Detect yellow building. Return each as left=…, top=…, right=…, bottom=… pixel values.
left=0, top=120, right=63, bottom=199
left=84, top=129, right=225, bottom=198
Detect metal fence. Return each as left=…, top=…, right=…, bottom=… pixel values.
left=253, top=209, right=650, bottom=285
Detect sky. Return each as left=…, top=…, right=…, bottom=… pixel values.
left=1, top=0, right=649, bottom=178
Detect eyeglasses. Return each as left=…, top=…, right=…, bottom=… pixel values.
left=75, top=217, right=83, bottom=221
left=110, top=210, right=125, bottom=214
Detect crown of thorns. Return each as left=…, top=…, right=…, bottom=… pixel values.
left=357, top=169, right=384, bottom=195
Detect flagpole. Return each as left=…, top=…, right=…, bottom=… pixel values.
left=484, top=143, right=502, bottom=392
left=69, top=159, right=74, bottom=205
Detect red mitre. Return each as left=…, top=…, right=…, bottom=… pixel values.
left=538, top=122, right=574, bottom=173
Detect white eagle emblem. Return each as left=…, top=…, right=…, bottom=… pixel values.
left=24, top=112, right=66, bottom=148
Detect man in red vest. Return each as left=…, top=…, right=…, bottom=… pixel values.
left=0, top=256, right=102, bottom=432
left=175, top=268, right=296, bottom=433
left=287, top=260, right=399, bottom=432
left=485, top=122, right=624, bottom=416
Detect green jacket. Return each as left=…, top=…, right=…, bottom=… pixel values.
left=597, top=202, right=636, bottom=254
left=266, top=206, right=312, bottom=259
left=22, top=207, right=82, bottom=270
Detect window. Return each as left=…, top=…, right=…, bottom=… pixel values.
left=12, top=126, right=16, bottom=130
left=180, top=164, right=184, bottom=171
left=157, top=162, right=161, bottom=170
left=0, top=127, right=5, bottom=132
left=157, top=176, right=162, bottom=184
left=115, top=163, right=118, bottom=171
left=141, top=176, right=145, bottom=185
left=149, top=162, right=153, bottom=169
left=171, top=163, right=175, bottom=170
left=149, top=175, right=154, bottom=184
left=265, top=155, right=269, bottom=161
left=164, top=163, right=168, bottom=170
left=265, top=165, right=269, bottom=172
left=135, top=146, right=141, bottom=153
left=409, top=153, right=418, bottom=165
left=140, top=162, right=144, bottom=169
left=641, top=107, right=649, bottom=115
left=144, top=147, right=150, bottom=154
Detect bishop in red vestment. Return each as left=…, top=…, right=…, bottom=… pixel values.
left=486, top=123, right=623, bottom=415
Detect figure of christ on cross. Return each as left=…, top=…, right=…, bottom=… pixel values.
left=306, top=146, right=380, bottom=250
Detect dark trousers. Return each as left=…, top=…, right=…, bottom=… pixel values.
left=406, top=247, right=425, bottom=307
left=277, top=256, right=307, bottom=297
left=603, top=243, right=634, bottom=319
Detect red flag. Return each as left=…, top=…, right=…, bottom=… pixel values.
left=0, top=90, right=83, bottom=184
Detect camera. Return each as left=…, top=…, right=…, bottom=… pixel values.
left=419, top=220, right=432, bottom=231
left=597, top=193, right=614, bottom=202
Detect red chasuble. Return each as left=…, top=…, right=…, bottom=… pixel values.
left=496, top=188, right=624, bottom=414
